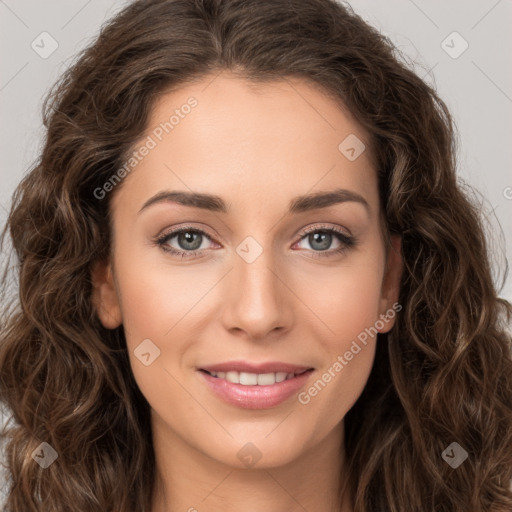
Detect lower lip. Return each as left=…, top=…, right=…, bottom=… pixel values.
left=198, top=370, right=314, bottom=409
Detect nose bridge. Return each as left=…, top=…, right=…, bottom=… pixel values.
left=235, top=234, right=280, bottom=309
left=223, top=234, right=290, bottom=337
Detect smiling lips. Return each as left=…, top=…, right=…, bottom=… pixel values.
left=198, top=361, right=315, bottom=409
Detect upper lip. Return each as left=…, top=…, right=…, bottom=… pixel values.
left=199, top=361, right=314, bottom=374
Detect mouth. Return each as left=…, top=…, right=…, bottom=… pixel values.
left=196, top=363, right=315, bottom=409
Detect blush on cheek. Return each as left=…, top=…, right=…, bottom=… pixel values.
left=116, top=268, right=200, bottom=340
left=326, top=279, right=383, bottom=339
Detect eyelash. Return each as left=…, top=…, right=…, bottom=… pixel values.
left=153, top=223, right=356, bottom=260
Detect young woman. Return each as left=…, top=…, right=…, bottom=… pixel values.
left=1, top=0, right=511, bottom=511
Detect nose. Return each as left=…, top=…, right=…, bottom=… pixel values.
left=221, top=241, right=293, bottom=341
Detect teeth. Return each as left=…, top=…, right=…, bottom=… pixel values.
left=240, top=372, right=258, bottom=385
left=207, top=370, right=300, bottom=385
left=275, top=372, right=288, bottom=383
left=226, top=371, right=239, bottom=383
left=258, top=372, right=280, bottom=385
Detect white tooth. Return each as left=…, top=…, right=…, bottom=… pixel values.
left=257, top=373, right=277, bottom=385
left=226, top=371, right=240, bottom=384
left=285, top=373, right=295, bottom=380
left=239, top=372, right=258, bottom=385
left=210, top=371, right=218, bottom=377
left=275, top=372, right=287, bottom=383
left=216, top=371, right=226, bottom=379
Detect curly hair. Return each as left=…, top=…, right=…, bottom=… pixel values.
left=1, top=0, right=511, bottom=510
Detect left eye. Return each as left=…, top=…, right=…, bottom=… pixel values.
left=295, top=230, right=342, bottom=251
left=155, top=226, right=355, bottom=259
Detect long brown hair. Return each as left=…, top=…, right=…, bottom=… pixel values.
left=1, top=0, right=511, bottom=510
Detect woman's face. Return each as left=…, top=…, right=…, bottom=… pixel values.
left=93, top=71, right=401, bottom=469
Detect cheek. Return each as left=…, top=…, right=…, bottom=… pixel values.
left=293, top=249, right=384, bottom=410
left=294, top=248, right=386, bottom=345
left=296, top=277, right=381, bottom=434
left=114, top=259, right=210, bottom=341
left=325, top=274, right=382, bottom=336
left=111, top=256, right=221, bottom=401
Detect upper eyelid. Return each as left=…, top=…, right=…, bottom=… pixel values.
left=298, top=223, right=351, bottom=237
left=157, top=225, right=217, bottom=244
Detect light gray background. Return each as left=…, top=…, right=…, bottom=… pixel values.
left=1, top=0, right=511, bottom=501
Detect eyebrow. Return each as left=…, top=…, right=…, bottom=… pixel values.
left=138, top=187, right=370, bottom=215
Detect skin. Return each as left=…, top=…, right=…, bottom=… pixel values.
left=92, top=71, right=402, bottom=512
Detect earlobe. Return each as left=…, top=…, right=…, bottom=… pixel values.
left=378, top=234, right=403, bottom=333
left=91, top=259, right=122, bottom=329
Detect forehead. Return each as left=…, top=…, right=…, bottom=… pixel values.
left=112, top=72, right=378, bottom=216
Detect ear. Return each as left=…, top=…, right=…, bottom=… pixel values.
left=91, top=259, right=122, bottom=329
left=377, top=234, right=402, bottom=333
